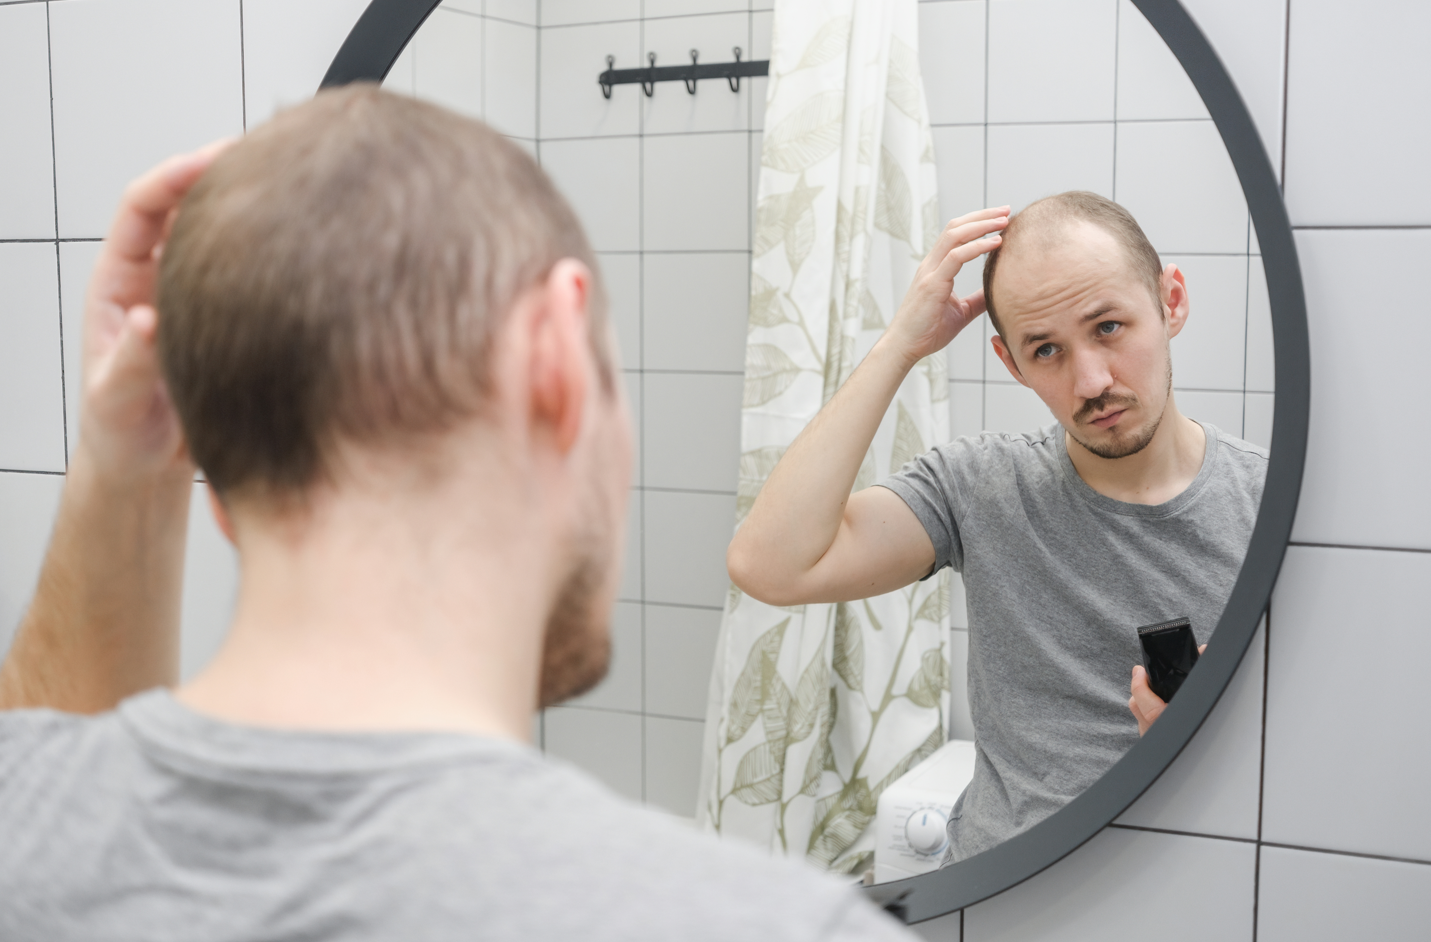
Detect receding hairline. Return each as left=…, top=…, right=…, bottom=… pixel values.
left=981, top=191, right=1164, bottom=343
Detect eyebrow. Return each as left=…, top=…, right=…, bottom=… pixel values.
left=1019, top=306, right=1116, bottom=348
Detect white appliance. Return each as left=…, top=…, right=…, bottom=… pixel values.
left=872, top=739, right=977, bottom=884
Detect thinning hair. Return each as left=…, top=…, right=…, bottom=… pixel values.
left=982, top=191, right=1163, bottom=339
left=158, top=84, right=609, bottom=504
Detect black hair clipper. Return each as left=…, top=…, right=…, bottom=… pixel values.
left=1137, top=617, right=1199, bottom=703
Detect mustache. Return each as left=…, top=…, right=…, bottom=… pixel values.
left=1074, top=392, right=1139, bottom=424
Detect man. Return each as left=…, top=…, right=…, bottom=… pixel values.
left=0, top=87, right=912, bottom=940
left=727, top=192, right=1266, bottom=862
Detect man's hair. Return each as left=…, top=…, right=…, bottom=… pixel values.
left=982, top=191, right=1162, bottom=339
left=158, top=84, right=609, bottom=503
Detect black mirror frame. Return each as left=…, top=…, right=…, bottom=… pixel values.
left=319, top=0, right=1309, bottom=924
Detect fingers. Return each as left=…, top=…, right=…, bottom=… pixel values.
left=1128, top=665, right=1166, bottom=736
left=924, top=207, right=1010, bottom=269
left=957, top=289, right=987, bottom=318
left=932, top=231, right=1001, bottom=285
left=106, top=139, right=233, bottom=265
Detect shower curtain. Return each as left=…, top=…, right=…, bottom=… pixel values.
left=696, top=0, right=950, bottom=875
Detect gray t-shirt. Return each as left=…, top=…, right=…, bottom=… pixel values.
left=0, top=690, right=913, bottom=941
left=880, top=422, right=1266, bottom=862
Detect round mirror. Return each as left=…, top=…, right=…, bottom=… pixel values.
left=322, top=0, right=1307, bottom=923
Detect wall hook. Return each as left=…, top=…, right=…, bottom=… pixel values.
left=642, top=52, right=656, bottom=97
left=600, top=55, right=615, bottom=99
left=685, top=49, right=699, bottom=94
left=728, top=47, right=743, bottom=92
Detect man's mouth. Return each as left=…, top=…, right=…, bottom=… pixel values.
left=1089, top=409, right=1126, bottom=430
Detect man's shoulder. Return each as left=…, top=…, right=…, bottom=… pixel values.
left=931, top=423, right=1063, bottom=473
left=1205, top=424, right=1270, bottom=490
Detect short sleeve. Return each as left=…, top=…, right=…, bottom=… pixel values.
left=877, top=444, right=967, bottom=576
left=0, top=709, right=81, bottom=788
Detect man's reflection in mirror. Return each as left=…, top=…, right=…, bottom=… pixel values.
left=728, top=193, right=1267, bottom=863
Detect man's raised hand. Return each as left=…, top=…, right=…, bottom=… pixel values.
left=78, top=140, right=230, bottom=483
left=882, top=206, right=1010, bottom=366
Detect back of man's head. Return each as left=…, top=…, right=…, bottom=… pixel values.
left=158, top=84, right=609, bottom=507
left=981, top=191, right=1162, bottom=338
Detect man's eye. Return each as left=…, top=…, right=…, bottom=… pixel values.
left=1098, top=321, right=1120, bottom=336
left=1034, top=343, right=1057, bottom=359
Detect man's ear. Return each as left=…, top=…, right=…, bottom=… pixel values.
left=990, top=334, right=1030, bottom=388
left=529, top=258, right=594, bottom=454
left=1161, top=263, right=1190, bottom=339
left=206, top=487, right=236, bottom=545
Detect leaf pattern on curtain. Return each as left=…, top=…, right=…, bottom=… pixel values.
left=697, top=0, right=951, bottom=874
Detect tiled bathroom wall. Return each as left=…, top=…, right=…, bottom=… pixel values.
left=1, top=1, right=1429, bottom=938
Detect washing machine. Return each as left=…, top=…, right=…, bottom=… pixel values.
left=872, top=738, right=976, bottom=884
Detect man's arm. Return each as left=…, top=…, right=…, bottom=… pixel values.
left=727, top=208, right=1009, bottom=607
left=0, top=144, right=228, bottom=713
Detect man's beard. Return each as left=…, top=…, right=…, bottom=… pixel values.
left=537, top=482, right=617, bottom=708
left=1067, top=357, right=1173, bottom=460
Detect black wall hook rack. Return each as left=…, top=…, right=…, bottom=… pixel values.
left=599, top=47, right=769, bottom=99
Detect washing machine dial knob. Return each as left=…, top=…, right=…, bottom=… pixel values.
left=904, top=807, right=949, bottom=856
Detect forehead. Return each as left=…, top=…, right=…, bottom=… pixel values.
left=994, top=221, right=1153, bottom=337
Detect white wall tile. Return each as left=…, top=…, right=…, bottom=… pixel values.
left=485, top=17, right=537, bottom=138
left=920, top=1, right=986, bottom=127
left=50, top=0, right=244, bottom=239
left=645, top=715, right=705, bottom=817
left=1243, top=391, right=1272, bottom=451
left=987, top=0, right=1117, bottom=124
left=599, top=252, right=642, bottom=369
left=1265, top=547, right=1431, bottom=861
left=1291, top=231, right=1431, bottom=550
left=643, top=252, right=749, bottom=372
left=1114, top=0, right=1207, bottom=122
left=570, top=600, right=643, bottom=712
left=948, top=627, right=974, bottom=740
left=541, top=136, right=641, bottom=252
left=644, top=603, right=720, bottom=720
left=1166, top=254, right=1247, bottom=392
left=179, top=483, right=238, bottom=681
left=644, top=490, right=735, bottom=608
left=983, top=382, right=1051, bottom=435
left=985, top=123, right=1114, bottom=214
left=1284, top=0, right=1431, bottom=225
left=642, top=372, right=742, bottom=492
left=620, top=490, right=643, bottom=601
left=950, top=380, right=983, bottom=439
left=540, top=21, right=641, bottom=138
left=0, top=471, right=63, bottom=656
left=1179, top=0, right=1285, bottom=180
left=1117, top=623, right=1263, bottom=840
left=0, top=3, right=56, bottom=240
left=932, top=125, right=985, bottom=226
left=410, top=8, right=484, bottom=120
left=544, top=706, right=644, bottom=802
left=486, top=0, right=536, bottom=26
left=643, top=132, right=749, bottom=251
left=625, top=371, right=642, bottom=486
left=57, top=240, right=100, bottom=461
left=440, top=0, right=483, bottom=15
left=1257, top=847, right=1431, bottom=942
left=963, top=828, right=1254, bottom=941
left=1175, top=389, right=1243, bottom=438
left=645, top=0, right=747, bottom=17
left=542, top=0, right=641, bottom=27
left=385, top=39, right=416, bottom=96
left=1244, top=256, right=1273, bottom=393
left=241, top=0, right=370, bottom=128
left=642, top=14, right=750, bottom=135
left=750, top=11, right=771, bottom=131
left=1115, top=120, right=1247, bottom=255
left=0, top=243, right=66, bottom=473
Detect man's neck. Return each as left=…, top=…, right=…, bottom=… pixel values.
left=1063, top=399, right=1206, bottom=505
left=176, top=487, right=550, bottom=742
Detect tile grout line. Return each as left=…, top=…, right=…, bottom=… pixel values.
left=1278, top=0, right=1290, bottom=193
left=45, top=1, right=68, bottom=466
left=238, top=0, right=247, bottom=131
left=1252, top=602, right=1271, bottom=942
left=979, top=0, right=989, bottom=431
left=1110, top=0, right=1119, bottom=202
left=638, top=0, right=647, bottom=807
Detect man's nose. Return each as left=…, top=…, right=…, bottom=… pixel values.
left=1071, top=347, right=1114, bottom=401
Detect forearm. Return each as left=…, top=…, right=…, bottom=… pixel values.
left=0, top=445, right=191, bottom=713
left=728, top=337, right=917, bottom=596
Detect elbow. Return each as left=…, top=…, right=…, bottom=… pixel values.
left=727, top=538, right=799, bottom=608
